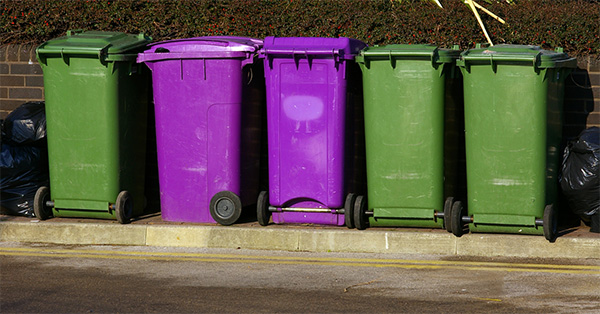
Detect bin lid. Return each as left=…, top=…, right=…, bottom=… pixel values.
left=260, top=36, right=367, bottom=60
left=137, top=36, right=263, bottom=63
left=457, top=44, right=577, bottom=69
left=356, top=44, right=460, bottom=64
left=36, top=30, right=151, bottom=63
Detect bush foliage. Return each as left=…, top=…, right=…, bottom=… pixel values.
left=1, top=0, right=598, bottom=55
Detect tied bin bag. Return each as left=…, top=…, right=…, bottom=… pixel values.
left=0, top=102, right=49, bottom=217
left=560, top=127, right=600, bottom=233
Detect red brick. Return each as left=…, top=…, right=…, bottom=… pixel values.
left=26, top=75, right=44, bottom=87
left=19, top=44, right=37, bottom=62
left=10, top=63, right=42, bottom=75
left=592, top=100, right=600, bottom=112
left=0, top=87, right=7, bottom=98
left=587, top=113, right=600, bottom=126
left=8, top=87, right=43, bottom=99
left=0, top=111, right=11, bottom=120
left=576, top=57, right=588, bottom=71
left=588, top=57, right=600, bottom=72
left=0, top=75, right=25, bottom=86
left=0, top=63, right=8, bottom=74
left=0, top=99, right=27, bottom=111
left=589, top=73, right=600, bottom=87
left=0, top=46, right=6, bottom=62
left=5, top=45, right=20, bottom=62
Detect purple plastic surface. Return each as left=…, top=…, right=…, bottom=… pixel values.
left=260, top=36, right=366, bottom=226
left=138, top=37, right=263, bottom=223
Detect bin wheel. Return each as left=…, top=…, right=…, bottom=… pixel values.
left=256, top=191, right=270, bottom=226
left=543, top=204, right=557, bottom=242
left=210, top=191, right=242, bottom=226
left=115, top=191, right=133, bottom=224
left=344, top=193, right=356, bottom=229
left=443, top=197, right=454, bottom=232
left=451, top=201, right=466, bottom=237
left=354, top=195, right=368, bottom=230
left=34, top=186, right=53, bottom=220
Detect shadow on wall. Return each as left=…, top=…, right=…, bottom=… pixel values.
left=559, top=66, right=596, bottom=229
left=563, top=67, right=595, bottom=141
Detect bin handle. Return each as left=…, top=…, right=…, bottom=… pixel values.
left=464, top=52, right=549, bottom=71
left=54, top=44, right=113, bottom=64
left=66, top=29, right=84, bottom=36
left=357, top=50, right=437, bottom=58
left=533, top=51, right=542, bottom=69
left=357, top=49, right=441, bottom=68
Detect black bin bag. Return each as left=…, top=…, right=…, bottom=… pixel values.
left=560, top=127, right=600, bottom=233
left=0, top=102, right=49, bottom=217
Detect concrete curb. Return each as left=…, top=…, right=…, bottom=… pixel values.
left=1, top=221, right=599, bottom=259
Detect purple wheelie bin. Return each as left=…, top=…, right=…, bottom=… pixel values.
left=256, top=36, right=366, bottom=226
left=137, top=37, right=264, bottom=225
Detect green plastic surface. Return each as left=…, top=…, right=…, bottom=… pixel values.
left=37, top=30, right=150, bottom=64
left=37, top=31, right=151, bottom=219
left=357, top=45, right=460, bottom=228
left=458, top=45, right=575, bottom=234
left=457, top=44, right=577, bottom=70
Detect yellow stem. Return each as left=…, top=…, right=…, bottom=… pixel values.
left=472, top=1, right=506, bottom=24
left=467, top=0, right=494, bottom=46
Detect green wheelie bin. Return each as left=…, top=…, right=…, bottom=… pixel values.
left=454, top=44, right=576, bottom=241
left=351, top=45, right=462, bottom=230
left=34, top=30, right=151, bottom=223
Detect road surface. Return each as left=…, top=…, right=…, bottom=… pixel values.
left=1, top=243, right=599, bottom=313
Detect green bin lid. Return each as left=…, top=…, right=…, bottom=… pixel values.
left=37, top=30, right=151, bottom=63
left=457, top=44, right=577, bottom=69
left=356, top=44, right=460, bottom=64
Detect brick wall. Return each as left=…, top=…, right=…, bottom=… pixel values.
left=0, top=44, right=44, bottom=120
left=563, top=57, right=600, bottom=139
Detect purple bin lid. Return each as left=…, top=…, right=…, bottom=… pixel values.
left=137, top=36, right=263, bottom=63
left=260, top=36, right=367, bottom=60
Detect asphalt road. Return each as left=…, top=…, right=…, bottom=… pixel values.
left=1, top=243, right=599, bottom=313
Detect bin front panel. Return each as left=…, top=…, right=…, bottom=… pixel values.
left=360, top=58, right=446, bottom=228
left=149, top=58, right=247, bottom=223
left=265, top=57, right=347, bottom=210
left=463, top=64, right=551, bottom=230
left=41, top=56, right=147, bottom=216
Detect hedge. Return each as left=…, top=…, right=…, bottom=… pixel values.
left=1, top=0, right=599, bottom=56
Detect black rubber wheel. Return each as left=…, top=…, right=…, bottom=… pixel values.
left=115, top=191, right=133, bottom=224
left=451, top=201, right=465, bottom=237
left=344, top=193, right=356, bottom=229
left=354, top=195, right=368, bottom=230
left=543, top=204, right=557, bottom=242
left=33, top=186, right=52, bottom=220
left=210, top=191, right=242, bottom=226
left=256, top=191, right=270, bottom=226
left=443, top=197, right=454, bottom=232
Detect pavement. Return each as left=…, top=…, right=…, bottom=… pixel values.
left=1, top=213, right=599, bottom=260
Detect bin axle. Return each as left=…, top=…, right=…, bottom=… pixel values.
left=535, top=219, right=544, bottom=226
left=269, top=206, right=345, bottom=214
